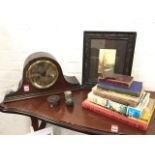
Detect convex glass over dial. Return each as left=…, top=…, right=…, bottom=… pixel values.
left=27, top=60, right=59, bottom=89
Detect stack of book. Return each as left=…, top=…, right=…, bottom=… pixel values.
left=81, top=73, right=155, bottom=131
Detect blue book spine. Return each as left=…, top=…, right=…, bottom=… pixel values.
left=97, top=81, right=143, bottom=97
left=127, top=108, right=142, bottom=118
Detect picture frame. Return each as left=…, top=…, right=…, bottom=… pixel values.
left=82, top=31, right=137, bottom=86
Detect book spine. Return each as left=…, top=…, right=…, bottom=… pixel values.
left=92, top=87, right=138, bottom=107
left=81, top=100, right=148, bottom=131
left=140, top=99, right=155, bottom=121
left=129, top=100, right=155, bottom=125
left=127, top=93, right=150, bottom=118
left=98, top=78, right=131, bottom=88
left=97, top=84, right=140, bottom=97
left=87, top=92, right=127, bottom=115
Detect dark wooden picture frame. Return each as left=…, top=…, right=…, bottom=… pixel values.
left=82, top=31, right=137, bottom=86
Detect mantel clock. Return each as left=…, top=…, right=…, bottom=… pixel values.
left=4, top=52, right=80, bottom=103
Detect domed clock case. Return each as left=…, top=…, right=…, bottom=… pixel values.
left=4, top=52, right=80, bottom=103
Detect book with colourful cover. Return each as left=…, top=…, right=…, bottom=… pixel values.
left=81, top=99, right=155, bottom=131
left=88, top=91, right=150, bottom=118
left=129, top=99, right=155, bottom=125
left=127, top=93, right=150, bottom=118
left=88, top=92, right=127, bottom=115
left=139, top=98, right=155, bottom=121
left=92, top=85, right=144, bottom=107
left=97, top=81, right=143, bottom=97
left=98, top=73, right=133, bottom=88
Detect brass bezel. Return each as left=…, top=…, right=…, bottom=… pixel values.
left=26, top=59, right=59, bottom=89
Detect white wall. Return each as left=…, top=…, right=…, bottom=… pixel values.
left=0, top=0, right=155, bottom=94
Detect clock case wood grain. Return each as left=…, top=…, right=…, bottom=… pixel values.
left=4, top=52, right=80, bottom=103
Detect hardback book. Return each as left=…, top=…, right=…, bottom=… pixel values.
left=140, top=98, right=155, bottom=121
left=81, top=99, right=155, bottom=131
left=97, top=80, right=143, bottom=97
left=98, top=73, right=133, bottom=88
left=129, top=99, right=155, bottom=125
left=88, top=91, right=150, bottom=118
left=92, top=85, right=144, bottom=107
left=88, top=92, right=127, bottom=115
left=127, top=93, right=150, bottom=118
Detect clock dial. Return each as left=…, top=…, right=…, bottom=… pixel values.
left=26, top=60, right=59, bottom=89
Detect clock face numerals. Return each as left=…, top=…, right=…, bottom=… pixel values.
left=27, top=60, right=59, bottom=89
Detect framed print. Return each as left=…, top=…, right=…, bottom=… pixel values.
left=82, top=31, right=137, bottom=86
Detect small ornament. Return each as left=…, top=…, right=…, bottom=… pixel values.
left=47, top=95, right=60, bottom=108
left=64, top=90, right=73, bottom=106
left=65, top=98, right=74, bottom=106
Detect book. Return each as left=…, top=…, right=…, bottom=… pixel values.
left=127, top=93, right=150, bottom=118
left=92, top=85, right=144, bottom=107
left=88, top=92, right=127, bottom=115
left=140, top=98, right=155, bottom=121
left=81, top=99, right=155, bottom=131
left=129, top=99, right=155, bottom=125
left=98, top=73, right=133, bottom=88
left=88, top=91, right=150, bottom=118
left=97, top=80, right=143, bottom=97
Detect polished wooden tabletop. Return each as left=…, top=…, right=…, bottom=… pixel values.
left=0, top=87, right=155, bottom=135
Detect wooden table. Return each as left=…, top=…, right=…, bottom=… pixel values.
left=0, top=87, right=155, bottom=135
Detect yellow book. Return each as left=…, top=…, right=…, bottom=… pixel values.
left=141, top=98, right=155, bottom=121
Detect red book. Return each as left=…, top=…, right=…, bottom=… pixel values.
left=81, top=99, right=148, bottom=131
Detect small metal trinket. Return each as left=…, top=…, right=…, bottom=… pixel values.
left=47, top=95, right=60, bottom=108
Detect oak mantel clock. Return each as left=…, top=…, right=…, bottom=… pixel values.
left=4, top=52, right=80, bottom=103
